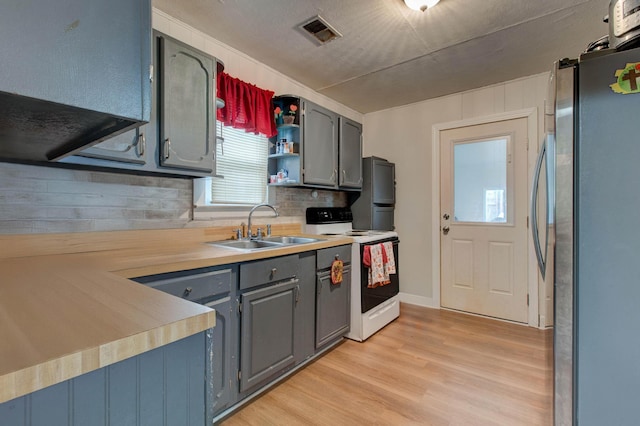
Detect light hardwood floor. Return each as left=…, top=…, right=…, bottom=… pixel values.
left=221, top=303, right=553, bottom=426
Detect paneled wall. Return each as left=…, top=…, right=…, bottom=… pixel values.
left=363, top=72, right=549, bottom=305
left=0, top=332, right=208, bottom=426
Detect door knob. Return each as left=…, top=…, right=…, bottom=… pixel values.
left=442, top=226, right=450, bottom=235
left=443, top=213, right=450, bottom=220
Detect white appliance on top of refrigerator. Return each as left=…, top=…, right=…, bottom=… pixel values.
left=531, top=47, right=640, bottom=425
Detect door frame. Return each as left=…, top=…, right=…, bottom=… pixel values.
left=431, top=108, right=540, bottom=328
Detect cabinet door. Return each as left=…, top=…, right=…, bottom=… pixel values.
left=159, top=35, right=215, bottom=173
left=295, top=252, right=316, bottom=364
left=206, top=296, right=237, bottom=417
left=75, top=127, right=147, bottom=165
left=373, top=159, right=396, bottom=204
left=316, top=267, right=351, bottom=348
left=339, top=117, right=363, bottom=189
left=372, top=206, right=395, bottom=231
left=302, top=100, right=338, bottom=187
left=240, top=279, right=298, bottom=393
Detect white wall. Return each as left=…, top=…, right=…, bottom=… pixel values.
left=152, top=9, right=363, bottom=123
left=363, top=73, right=549, bottom=305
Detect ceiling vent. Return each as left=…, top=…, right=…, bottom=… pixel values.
left=298, top=15, right=342, bottom=45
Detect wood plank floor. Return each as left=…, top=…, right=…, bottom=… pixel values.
left=221, top=303, right=553, bottom=426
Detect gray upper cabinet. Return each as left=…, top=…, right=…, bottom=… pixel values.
left=372, top=158, right=395, bottom=204
left=303, top=100, right=339, bottom=187
left=60, top=31, right=222, bottom=178
left=270, top=95, right=362, bottom=190
left=158, top=34, right=215, bottom=174
left=0, top=0, right=151, bottom=163
left=75, top=127, right=147, bottom=165
left=338, top=117, right=363, bottom=189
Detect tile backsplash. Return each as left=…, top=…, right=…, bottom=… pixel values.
left=267, top=186, right=347, bottom=217
left=0, top=163, right=348, bottom=234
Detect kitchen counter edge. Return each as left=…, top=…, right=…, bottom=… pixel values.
left=0, top=230, right=353, bottom=404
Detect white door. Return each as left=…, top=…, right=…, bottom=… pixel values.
left=440, top=118, right=529, bottom=323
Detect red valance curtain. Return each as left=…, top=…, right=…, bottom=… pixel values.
left=216, top=72, right=277, bottom=138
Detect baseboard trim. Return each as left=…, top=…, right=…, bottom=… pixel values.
left=399, top=292, right=439, bottom=309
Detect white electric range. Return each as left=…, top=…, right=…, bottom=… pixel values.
left=305, top=208, right=400, bottom=342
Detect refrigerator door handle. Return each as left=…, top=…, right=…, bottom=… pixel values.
left=530, top=139, right=546, bottom=278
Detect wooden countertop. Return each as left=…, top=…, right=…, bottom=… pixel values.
left=0, top=225, right=353, bottom=404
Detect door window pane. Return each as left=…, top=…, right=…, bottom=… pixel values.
left=454, top=138, right=508, bottom=223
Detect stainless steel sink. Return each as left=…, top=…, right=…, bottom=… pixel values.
left=207, top=236, right=324, bottom=251
left=207, top=240, right=285, bottom=251
left=262, top=236, right=324, bottom=244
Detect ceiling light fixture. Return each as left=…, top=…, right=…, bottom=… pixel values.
left=404, top=0, right=440, bottom=12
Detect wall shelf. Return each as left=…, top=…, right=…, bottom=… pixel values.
left=276, top=123, right=299, bottom=129
left=268, top=153, right=299, bottom=159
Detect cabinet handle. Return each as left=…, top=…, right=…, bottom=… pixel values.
left=136, top=133, right=146, bottom=157
left=342, top=170, right=346, bottom=182
left=270, top=267, right=277, bottom=279
left=183, top=287, right=193, bottom=297
left=164, top=138, right=171, bottom=159
left=295, top=284, right=300, bottom=304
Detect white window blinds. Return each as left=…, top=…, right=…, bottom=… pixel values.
left=211, top=124, right=268, bottom=205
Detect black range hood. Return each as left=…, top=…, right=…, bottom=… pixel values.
left=0, top=92, right=140, bottom=162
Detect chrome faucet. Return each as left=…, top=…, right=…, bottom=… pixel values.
left=247, top=203, right=278, bottom=240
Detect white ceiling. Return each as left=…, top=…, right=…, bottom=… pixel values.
left=153, top=0, right=611, bottom=113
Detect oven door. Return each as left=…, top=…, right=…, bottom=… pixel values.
left=360, top=237, right=399, bottom=313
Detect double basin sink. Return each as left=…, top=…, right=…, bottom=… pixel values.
left=208, top=236, right=324, bottom=251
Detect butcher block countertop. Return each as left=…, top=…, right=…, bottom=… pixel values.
left=0, top=224, right=353, bottom=404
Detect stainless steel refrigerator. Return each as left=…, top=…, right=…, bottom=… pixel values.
left=532, top=47, right=640, bottom=425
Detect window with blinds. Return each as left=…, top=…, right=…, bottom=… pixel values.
left=211, top=124, right=268, bottom=205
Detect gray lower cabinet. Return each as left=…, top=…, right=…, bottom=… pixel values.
left=238, top=254, right=301, bottom=396
left=134, top=248, right=344, bottom=423
left=0, top=332, right=208, bottom=426
left=316, top=245, right=352, bottom=349
left=239, top=278, right=298, bottom=394
left=205, top=296, right=237, bottom=416
left=133, top=265, right=238, bottom=421
left=295, top=252, right=317, bottom=363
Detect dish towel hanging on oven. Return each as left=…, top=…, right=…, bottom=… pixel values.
left=363, top=242, right=396, bottom=288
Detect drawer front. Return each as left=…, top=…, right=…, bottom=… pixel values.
left=239, top=254, right=299, bottom=290
left=317, top=245, right=352, bottom=270
left=149, top=268, right=232, bottom=301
